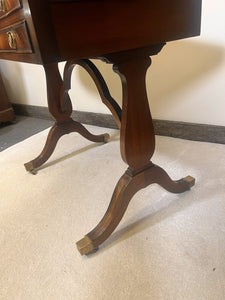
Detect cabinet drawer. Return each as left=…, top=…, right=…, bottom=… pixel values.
left=0, top=0, right=22, bottom=19
left=0, top=20, right=33, bottom=53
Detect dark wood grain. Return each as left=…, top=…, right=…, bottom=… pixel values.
left=0, top=0, right=21, bottom=20
left=0, top=0, right=202, bottom=63
left=0, top=0, right=202, bottom=255
left=77, top=45, right=195, bottom=255
left=0, top=20, right=32, bottom=53
left=24, top=61, right=111, bottom=173
left=103, top=45, right=165, bottom=169
left=77, top=163, right=194, bottom=255
left=0, top=0, right=42, bottom=63
left=49, top=0, right=202, bottom=60
left=24, top=118, right=109, bottom=174
left=63, top=59, right=121, bottom=129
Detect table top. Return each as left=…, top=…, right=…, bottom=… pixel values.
left=0, top=0, right=202, bottom=64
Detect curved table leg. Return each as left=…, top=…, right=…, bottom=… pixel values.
left=24, top=62, right=114, bottom=173
left=77, top=45, right=195, bottom=255
left=77, top=164, right=194, bottom=255
left=24, top=118, right=109, bottom=174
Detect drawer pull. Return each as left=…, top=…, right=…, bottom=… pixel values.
left=0, top=21, right=33, bottom=53
left=0, top=0, right=6, bottom=13
left=7, top=31, right=17, bottom=49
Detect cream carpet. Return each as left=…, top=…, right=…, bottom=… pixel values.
left=0, top=125, right=225, bottom=300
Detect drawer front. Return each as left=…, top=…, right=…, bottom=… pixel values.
left=0, top=0, right=22, bottom=19
left=0, top=20, right=33, bottom=53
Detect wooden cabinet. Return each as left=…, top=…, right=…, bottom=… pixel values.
left=0, top=0, right=42, bottom=64
left=0, top=73, right=14, bottom=123
left=0, top=0, right=22, bottom=20
left=0, top=20, right=33, bottom=53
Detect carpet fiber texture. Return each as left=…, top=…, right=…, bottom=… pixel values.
left=0, top=125, right=225, bottom=300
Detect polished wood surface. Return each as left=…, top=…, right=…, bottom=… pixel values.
left=25, top=58, right=120, bottom=173
left=0, top=0, right=21, bottom=20
left=77, top=164, right=194, bottom=255
left=0, top=20, right=32, bottom=53
left=103, top=45, right=164, bottom=170
left=0, top=0, right=202, bottom=63
left=49, top=0, right=202, bottom=60
left=24, top=118, right=110, bottom=174
left=0, top=0, right=202, bottom=255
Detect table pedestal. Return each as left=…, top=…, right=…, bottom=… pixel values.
left=24, top=59, right=121, bottom=174
left=25, top=45, right=195, bottom=255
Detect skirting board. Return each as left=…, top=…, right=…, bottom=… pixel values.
left=12, top=103, right=225, bottom=144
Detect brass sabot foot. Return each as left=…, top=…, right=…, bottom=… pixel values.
left=181, top=175, right=195, bottom=189
left=24, top=161, right=37, bottom=175
left=76, top=236, right=99, bottom=256
left=103, top=133, right=110, bottom=143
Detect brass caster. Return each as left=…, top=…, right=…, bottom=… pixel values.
left=24, top=161, right=37, bottom=175
left=182, top=175, right=195, bottom=189
left=76, top=236, right=99, bottom=256
left=103, top=133, right=110, bottom=143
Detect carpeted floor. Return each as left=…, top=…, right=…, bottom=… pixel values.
left=0, top=116, right=53, bottom=152
left=0, top=125, right=225, bottom=300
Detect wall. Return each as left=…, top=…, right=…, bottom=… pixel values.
left=0, top=0, right=225, bottom=126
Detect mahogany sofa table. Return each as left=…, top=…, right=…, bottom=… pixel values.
left=0, top=0, right=202, bottom=255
